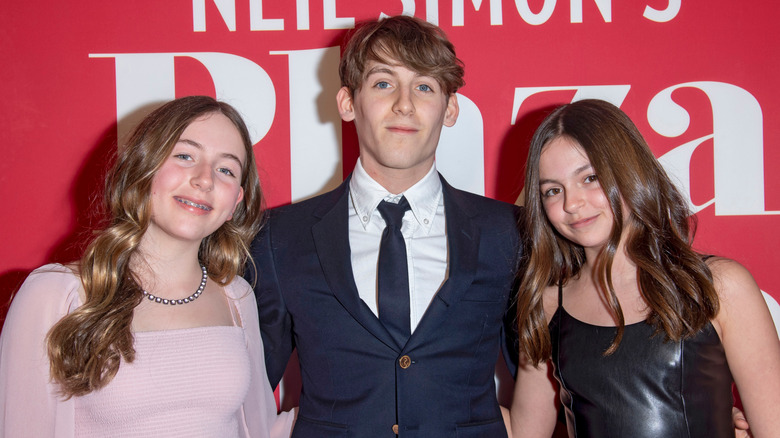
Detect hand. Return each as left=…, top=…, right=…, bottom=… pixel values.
left=733, top=407, right=751, bottom=438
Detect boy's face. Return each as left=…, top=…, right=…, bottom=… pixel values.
left=337, top=60, right=459, bottom=190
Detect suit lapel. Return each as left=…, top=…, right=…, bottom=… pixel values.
left=408, top=176, right=479, bottom=347
left=311, top=177, right=400, bottom=351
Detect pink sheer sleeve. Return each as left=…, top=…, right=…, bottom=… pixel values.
left=0, top=264, right=81, bottom=438
left=228, top=277, right=295, bottom=438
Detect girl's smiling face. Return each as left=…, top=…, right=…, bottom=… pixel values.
left=146, top=112, right=245, bottom=246
left=538, top=136, right=615, bottom=255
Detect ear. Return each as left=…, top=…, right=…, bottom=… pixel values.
left=336, top=86, right=356, bottom=122
left=443, top=93, right=459, bottom=127
left=228, top=187, right=244, bottom=221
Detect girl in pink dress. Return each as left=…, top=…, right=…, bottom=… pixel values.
left=0, top=96, right=294, bottom=438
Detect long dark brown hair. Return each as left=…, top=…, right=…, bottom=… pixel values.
left=517, top=99, right=719, bottom=365
left=47, top=96, right=264, bottom=397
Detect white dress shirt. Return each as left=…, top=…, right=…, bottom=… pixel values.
left=348, top=159, right=448, bottom=332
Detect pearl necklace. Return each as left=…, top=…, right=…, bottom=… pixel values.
left=143, top=265, right=208, bottom=305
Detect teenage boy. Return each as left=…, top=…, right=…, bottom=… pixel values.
left=250, top=15, right=521, bottom=437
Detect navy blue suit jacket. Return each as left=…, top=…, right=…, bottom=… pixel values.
left=249, top=174, right=522, bottom=437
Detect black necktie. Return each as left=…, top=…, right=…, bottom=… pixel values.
left=377, top=197, right=412, bottom=347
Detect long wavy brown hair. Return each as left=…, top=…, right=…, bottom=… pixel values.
left=517, top=99, right=719, bottom=365
left=47, top=96, right=264, bottom=397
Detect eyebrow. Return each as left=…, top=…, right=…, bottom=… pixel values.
left=364, top=65, right=397, bottom=78
left=177, top=138, right=244, bottom=167
left=539, top=163, right=593, bottom=185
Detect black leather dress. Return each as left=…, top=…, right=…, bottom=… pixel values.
left=550, top=286, right=734, bottom=437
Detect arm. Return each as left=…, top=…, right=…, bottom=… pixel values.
left=507, top=355, right=558, bottom=438
left=247, top=220, right=294, bottom=388
left=501, top=286, right=520, bottom=378
left=500, top=204, right=525, bottom=378
left=0, top=265, right=79, bottom=438
left=231, top=278, right=295, bottom=438
left=711, top=258, right=780, bottom=437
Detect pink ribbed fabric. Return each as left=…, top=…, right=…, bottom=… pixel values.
left=75, top=326, right=250, bottom=437
left=0, top=264, right=295, bottom=438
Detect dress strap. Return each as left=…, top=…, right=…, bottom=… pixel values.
left=557, top=281, right=563, bottom=308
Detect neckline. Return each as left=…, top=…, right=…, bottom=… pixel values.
left=560, top=306, right=647, bottom=329
left=133, top=325, right=242, bottom=335
left=557, top=282, right=647, bottom=329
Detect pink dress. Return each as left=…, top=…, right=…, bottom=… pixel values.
left=0, top=264, right=294, bottom=438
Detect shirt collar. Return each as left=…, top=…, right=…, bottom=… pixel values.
left=349, top=158, right=442, bottom=233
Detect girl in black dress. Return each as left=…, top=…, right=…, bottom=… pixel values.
left=509, top=99, right=780, bottom=437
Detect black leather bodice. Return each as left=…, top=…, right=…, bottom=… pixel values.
left=550, top=287, right=734, bottom=437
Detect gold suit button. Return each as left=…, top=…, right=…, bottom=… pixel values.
left=399, top=355, right=411, bottom=369
left=392, top=424, right=399, bottom=434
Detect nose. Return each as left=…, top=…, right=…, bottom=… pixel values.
left=563, top=188, right=585, bottom=213
left=392, top=87, right=415, bottom=115
left=191, top=163, right=214, bottom=192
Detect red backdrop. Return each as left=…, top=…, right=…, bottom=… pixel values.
left=2, top=2, right=779, bottom=333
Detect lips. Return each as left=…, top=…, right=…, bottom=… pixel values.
left=174, top=196, right=213, bottom=211
left=387, top=125, right=418, bottom=134
left=569, top=215, right=598, bottom=228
